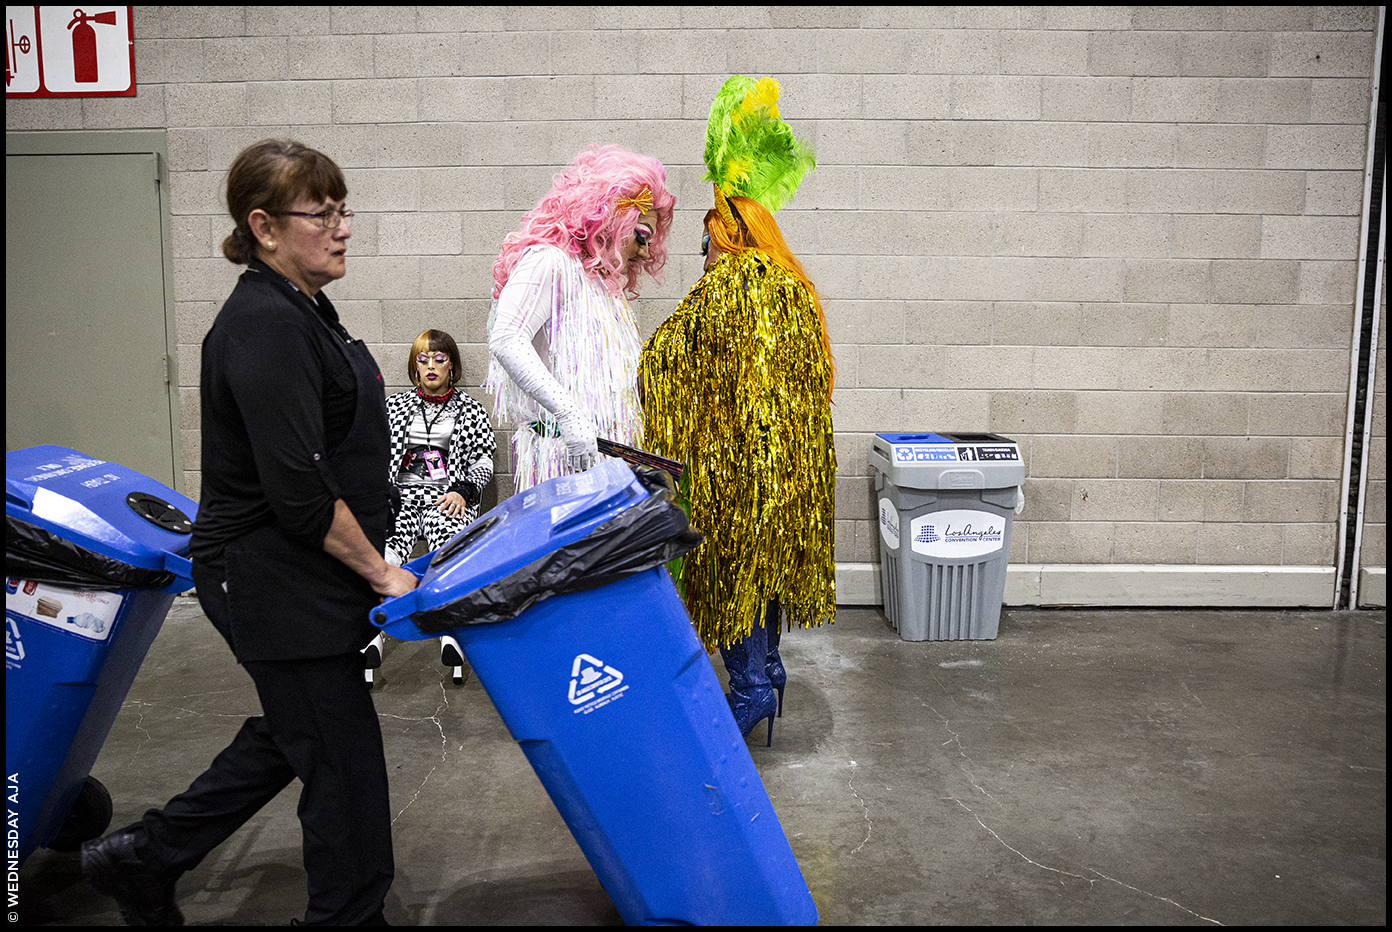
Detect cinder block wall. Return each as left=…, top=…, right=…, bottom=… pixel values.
left=6, top=6, right=1383, bottom=589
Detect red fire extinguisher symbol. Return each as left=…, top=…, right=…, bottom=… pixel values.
left=67, top=8, right=118, bottom=84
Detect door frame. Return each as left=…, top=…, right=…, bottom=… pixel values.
left=6, top=129, right=184, bottom=494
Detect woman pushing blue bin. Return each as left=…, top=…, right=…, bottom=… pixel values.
left=6, top=445, right=196, bottom=865
left=373, top=458, right=818, bottom=925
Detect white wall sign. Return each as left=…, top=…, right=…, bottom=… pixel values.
left=6, top=6, right=134, bottom=97
left=909, top=509, right=1005, bottom=559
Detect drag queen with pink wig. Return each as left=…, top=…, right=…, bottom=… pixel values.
left=486, top=144, right=675, bottom=491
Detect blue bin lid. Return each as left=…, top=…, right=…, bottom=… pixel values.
left=373, top=458, right=649, bottom=639
left=6, top=445, right=197, bottom=588
left=876, top=432, right=954, bottom=445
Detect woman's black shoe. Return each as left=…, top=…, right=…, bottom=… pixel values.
left=81, top=829, right=184, bottom=926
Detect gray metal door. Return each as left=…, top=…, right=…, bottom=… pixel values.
left=6, top=139, right=181, bottom=489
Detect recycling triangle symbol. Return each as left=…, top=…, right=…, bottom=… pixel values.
left=568, top=653, right=624, bottom=705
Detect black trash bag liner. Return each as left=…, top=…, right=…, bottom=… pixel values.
left=410, top=466, right=703, bottom=633
left=6, top=514, right=177, bottom=591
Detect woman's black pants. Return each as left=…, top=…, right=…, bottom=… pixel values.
left=130, top=567, right=394, bottom=925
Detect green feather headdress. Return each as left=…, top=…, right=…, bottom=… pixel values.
left=704, top=75, right=815, bottom=224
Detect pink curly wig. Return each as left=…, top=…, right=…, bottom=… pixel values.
left=492, top=144, right=675, bottom=300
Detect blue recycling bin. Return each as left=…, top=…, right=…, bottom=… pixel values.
left=373, top=459, right=818, bottom=926
left=6, top=445, right=196, bottom=865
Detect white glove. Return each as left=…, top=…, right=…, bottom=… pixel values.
left=555, top=406, right=599, bottom=470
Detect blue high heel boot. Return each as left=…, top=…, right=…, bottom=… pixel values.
left=719, top=621, right=778, bottom=746
left=764, top=599, right=786, bottom=718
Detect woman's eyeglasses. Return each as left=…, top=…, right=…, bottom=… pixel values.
left=416, top=353, right=450, bottom=366
left=272, top=206, right=354, bottom=229
left=701, top=232, right=710, bottom=256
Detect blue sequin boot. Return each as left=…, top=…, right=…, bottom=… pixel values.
left=763, top=599, right=786, bottom=718
left=719, top=622, right=778, bottom=746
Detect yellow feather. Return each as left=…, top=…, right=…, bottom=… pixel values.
left=732, top=95, right=757, bottom=129
left=751, top=77, right=781, bottom=120
left=722, top=156, right=751, bottom=188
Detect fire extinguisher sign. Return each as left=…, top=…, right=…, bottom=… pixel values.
left=6, top=6, right=135, bottom=98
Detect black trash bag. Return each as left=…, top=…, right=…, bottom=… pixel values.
left=6, top=514, right=176, bottom=591
left=409, top=466, right=703, bottom=633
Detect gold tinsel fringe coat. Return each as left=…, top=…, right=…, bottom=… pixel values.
left=640, top=250, right=836, bottom=650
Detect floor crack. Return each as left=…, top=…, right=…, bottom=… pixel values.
left=928, top=702, right=997, bottom=803
left=382, top=679, right=452, bottom=824
left=126, top=698, right=154, bottom=765
left=847, top=760, right=873, bottom=854
left=947, top=796, right=1224, bottom=925
left=1086, top=868, right=1223, bottom=924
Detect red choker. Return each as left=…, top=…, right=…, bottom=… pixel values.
left=415, top=387, right=455, bottom=404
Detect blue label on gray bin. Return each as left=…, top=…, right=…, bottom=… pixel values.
left=894, top=445, right=959, bottom=463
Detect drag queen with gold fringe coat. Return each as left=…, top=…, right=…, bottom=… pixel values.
left=640, top=76, right=836, bottom=745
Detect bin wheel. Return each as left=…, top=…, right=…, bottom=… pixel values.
left=48, top=776, right=114, bottom=852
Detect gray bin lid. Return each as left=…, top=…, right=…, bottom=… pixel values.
left=870, top=432, right=1025, bottom=490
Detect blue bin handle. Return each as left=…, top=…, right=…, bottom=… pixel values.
left=6, top=476, right=38, bottom=510
left=374, top=588, right=424, bottom=630
left=161, top=550, right=193, bottom=583
left=431, top=514, right=499, bottom=567
left=402, top=550, right=432, bottom=579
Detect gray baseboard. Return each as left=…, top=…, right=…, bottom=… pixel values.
left=1359, top=567, right=1386, bottom=608
left=837, top=562, right=1344, bottom=609
left=181, top=563, right=1383, bottom=610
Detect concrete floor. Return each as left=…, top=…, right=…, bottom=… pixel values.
left=15, top=598, right=1387, bottom=926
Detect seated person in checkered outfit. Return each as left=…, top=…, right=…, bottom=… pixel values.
left=362, top=328, right=495, bottom=684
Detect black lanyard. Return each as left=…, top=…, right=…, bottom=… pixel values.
left=416, top=395, right=451, bottom=446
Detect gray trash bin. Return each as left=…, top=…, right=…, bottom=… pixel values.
left=869, top=433, right=1024, bottom=641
